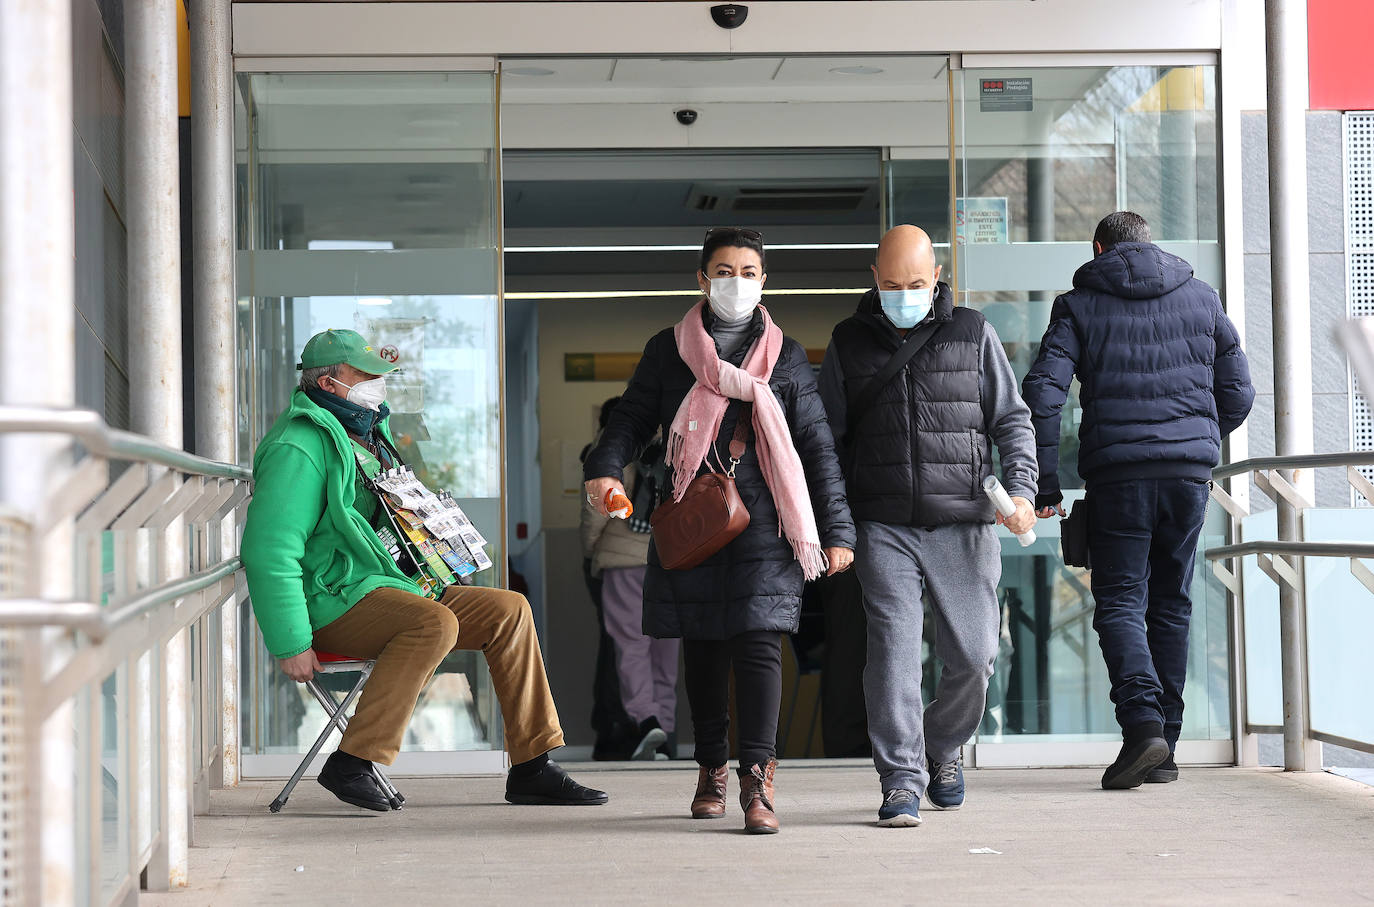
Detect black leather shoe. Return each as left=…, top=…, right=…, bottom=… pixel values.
left=505, top=760, right=609, bottom=805
left=1102, top=734, right=1170, bottom=790
left=1145, top=755, right=1179, bottom=783
left=317, top=750, right=390, bottom=812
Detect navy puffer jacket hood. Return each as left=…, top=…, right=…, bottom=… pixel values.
left=1073, top=242, right=1195, bottom=300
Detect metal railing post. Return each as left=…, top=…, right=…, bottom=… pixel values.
left=1265, top=0, right=1322, bottom=773
left=0, top=1, right=77, bottom=903
left=126, top=0, right=191, bottom=886
left=190, top=0, right=240, bottom=793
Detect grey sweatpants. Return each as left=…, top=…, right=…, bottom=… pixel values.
left=856, top=520, right=1002, bottom=795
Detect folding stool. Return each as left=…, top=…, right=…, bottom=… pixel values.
left=269, top=653, right=405, bottom=812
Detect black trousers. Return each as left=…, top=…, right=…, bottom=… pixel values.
left=819, top=570, right=870, bottom=757
left=1086, top=478, right=1210, bottom=748
left=683, top=631, right=782, bottom=772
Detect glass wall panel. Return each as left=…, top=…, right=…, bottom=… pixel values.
left=236, top=71, right=503, bottom=759
left=948, top=65, right=1228, bottom=742
left=99, top=668, right=127, bottom=903
left=1304, top=509, right=1374, bottom=746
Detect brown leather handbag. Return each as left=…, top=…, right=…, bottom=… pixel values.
left=650, top=405, right=752, bottom=570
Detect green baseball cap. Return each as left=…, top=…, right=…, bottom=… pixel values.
left=297, top=329, right=398, bottom=375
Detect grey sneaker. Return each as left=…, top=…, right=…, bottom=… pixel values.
left=877, top=789, right=922, bottom=827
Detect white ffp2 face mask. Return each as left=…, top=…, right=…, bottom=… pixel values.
left=708, top=276, right=764, bottom=322
left=333, top=376, right=387, bottom=411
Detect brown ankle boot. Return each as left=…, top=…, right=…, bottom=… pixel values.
left=739, top=759, right=779, bottom=834
left=690, top=765, right=728, bottom=819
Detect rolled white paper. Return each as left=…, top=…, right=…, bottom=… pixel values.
left=983, top=476, right=1036, bottom=547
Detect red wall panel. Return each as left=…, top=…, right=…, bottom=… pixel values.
left=1309, top=0, right=1374, bottom=111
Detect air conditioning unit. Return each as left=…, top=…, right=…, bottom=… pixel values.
left=686, top=183, right=872, bottom=213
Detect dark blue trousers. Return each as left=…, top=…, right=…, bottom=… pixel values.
left=1086, top=478, right=1210, bottom=748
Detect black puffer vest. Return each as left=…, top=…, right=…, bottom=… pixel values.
left=829, top=284, right=994, bottom=526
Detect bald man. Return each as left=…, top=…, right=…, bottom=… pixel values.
left=818, top=225, right=1037, bottom=828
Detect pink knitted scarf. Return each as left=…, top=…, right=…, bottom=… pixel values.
left=666, top=300, right=826, bottom=581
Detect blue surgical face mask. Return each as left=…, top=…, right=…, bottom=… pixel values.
left=879, top=287, right=934, bottom=329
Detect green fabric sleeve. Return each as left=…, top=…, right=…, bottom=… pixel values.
left=241, top=441, right=327, bottom=659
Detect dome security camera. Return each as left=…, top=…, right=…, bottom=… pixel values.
left=710, top=5, right=748, bottom=29
left=675, top=109, right=699, bottom=126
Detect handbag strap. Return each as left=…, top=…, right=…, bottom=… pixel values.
left=725, top=403, right=753, bottom=475
left=846, top=320, right=942, bottom=440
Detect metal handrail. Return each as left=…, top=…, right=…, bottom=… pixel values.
left=1211, top=451, right=1374, bottom=481
left=1205, top=540, right=1374, bottom=561
left=0, top=557, right=241, bottom=638
left=0, top=405, right=252, bottom=481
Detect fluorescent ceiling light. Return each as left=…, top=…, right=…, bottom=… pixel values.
left=505, top=66, right=557, bottom=77
left=504, top=243, right=880, bottom=253
left=307, top=240, right=394, bottom=251
left=505, top=288, right=868, bottom=301
left=357, top=296, right=393, bottom=306
left=830, top=65, right=885, bottom=76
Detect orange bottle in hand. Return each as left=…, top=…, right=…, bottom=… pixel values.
left=605, top=489, right=634, bottom=519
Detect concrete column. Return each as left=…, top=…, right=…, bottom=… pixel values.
left=189, top=0, right=240, bottom=791
left=1264, top=0, right=1322, bottom=773
left=0, top=2, right=77, bottom=903
left=125, top=0, right=190, bottom=886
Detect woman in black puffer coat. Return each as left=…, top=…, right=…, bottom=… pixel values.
left=584, top=227, right=854, bottom=834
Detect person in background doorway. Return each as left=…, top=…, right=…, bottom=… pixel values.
left=242, top=329, right=607, bottom=811
left=581, top=432, right=678, bottom=760
left=1022, top=211, right=1254, bottom=790
left=818, top=225, right=1038, bottom=828
left=584, top=227, right=855, bottom=834
left=579, top=397, right=638, bottom=760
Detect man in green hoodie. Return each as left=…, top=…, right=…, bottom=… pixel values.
left=242, top=329, right=607, bottom=811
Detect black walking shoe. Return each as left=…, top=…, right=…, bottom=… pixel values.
left=1101, top=725, right=1169, bottom=790
left=632, top=717, right=668, bottom=761
left=1145, top=755, right=1179, bottom=783
left=317, top=749, right=390, bottom=812
left=505, top=760, right=609, bottom=805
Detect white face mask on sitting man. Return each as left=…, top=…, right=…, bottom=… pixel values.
left=331, top=375, right=388, bottom=411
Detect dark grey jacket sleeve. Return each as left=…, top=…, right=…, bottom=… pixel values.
left=817, top=340, right=849, bottom=461
left=981, top=321, right=1039, bottom=503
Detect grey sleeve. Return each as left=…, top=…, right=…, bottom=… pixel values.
left=980, top=322, right=1039, bottom=502
left=817, top=340, right=849, bottom=457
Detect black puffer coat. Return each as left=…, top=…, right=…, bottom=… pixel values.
left=584, top=308, right=855, bottom=640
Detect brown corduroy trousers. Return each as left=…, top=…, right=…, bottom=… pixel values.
left=312, top=584, right=564, bottom=765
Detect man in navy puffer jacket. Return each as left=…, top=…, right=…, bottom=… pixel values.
left=1022, top=212, right=1254, bottom=790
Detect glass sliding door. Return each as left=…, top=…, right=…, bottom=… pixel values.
left=947, top=62, right=1230, bottom=762
left=236, top=69, right=505, bottom=774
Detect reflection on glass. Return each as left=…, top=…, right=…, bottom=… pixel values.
left=236, top=71, right=502, bottom=756
left=896, top=65, right=1229, bottom=743
left=100, top=668, right=127, bottom=901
